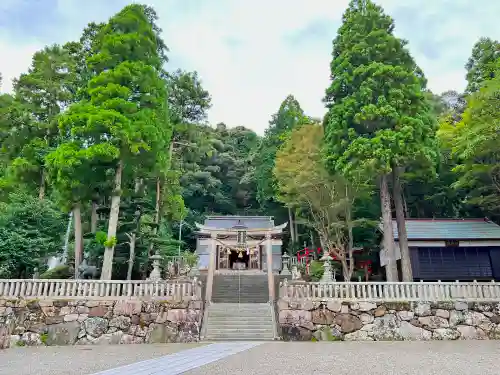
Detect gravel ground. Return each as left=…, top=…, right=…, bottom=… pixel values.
left=184, top=341, right=500, bottom=375
left=0, top=343, right=204, bottom=375
left=2, top=341, right=500, bottom=375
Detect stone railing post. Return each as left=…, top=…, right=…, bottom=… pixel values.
left=204, top=232, right=217, bottom=303
left=266, top=232, right=275, bottom=302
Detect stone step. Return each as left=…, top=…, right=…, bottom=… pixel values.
left=212, top=292, right=269, bottom=297
left=208, top=307, right=270, bottom=313
left=209, top=303, right=270, bottom=308
left=204, top=337, right=275, bottom=342
left=212, top=286, right=269, bottom=294
left=212, top=295, right=269, bottom=305
left=207, top=315, right=273, bottom=325
left=208, top=313, right=271, bottom=319
left=210, top=327, right=273, bottom=336
left=207, top=314, right=273, bottom=324
left=212, top=286, right=269, bottom=295
left=204, top=334, right=274, bottom=341
left=207, top=324, right=274, bottom=330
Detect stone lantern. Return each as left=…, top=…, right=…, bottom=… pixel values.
left=149, top=250, right=163, bottom=281
left=281, top=252, right=291, bottom=276
left=320, top=251, right=333, bottom=283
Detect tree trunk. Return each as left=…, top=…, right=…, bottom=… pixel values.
left=73, top=203, right=83, bottom=279
left=148, top=177, right=161, bottom=253
left=345, top=186, right=355, bottom=281
left=380, top=174, right=398, bottom=282
left=392, top=167, right=413, bottom=281
left=341, top=257, right=354, bottom=281
left=288, top=207, right=296, bottom=242
left=293, top=211, right=299, bottom=243
left=91, top=201, right=98, bottom=234
left=309, top=231, right=315, bottom=249
left=101, top=160, right=123, bottom=280
left=126, top=233, right=136, bottom=281
left=38, top=169, right=46, bottom=200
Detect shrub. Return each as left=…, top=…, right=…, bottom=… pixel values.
left=40, top=264, right=72, bottom=279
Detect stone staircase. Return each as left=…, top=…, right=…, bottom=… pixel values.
left=200, top=273, right=290, bottom=341
left=211, top=274, right=270, bottom=303
left=203, top=302, right=276, bottom=341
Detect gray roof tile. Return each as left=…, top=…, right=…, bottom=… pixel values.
left=204, top=216, right=275, bottom=229
left=380, top=219, right=500, bottom=240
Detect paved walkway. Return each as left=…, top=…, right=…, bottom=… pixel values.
left=90, top=342, right=262, bottom=375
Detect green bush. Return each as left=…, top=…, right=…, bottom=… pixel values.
left=309, top=260, right=324, bottom=282
left=40, top=264, right=72, bottom=279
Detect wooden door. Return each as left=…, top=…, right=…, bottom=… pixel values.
left=217, top=246, right=229, bottom=270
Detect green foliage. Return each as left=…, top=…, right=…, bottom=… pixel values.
left=252, top=95, right=309, bottom=205
left=103, top=236, right=117, bottom=248
left=40, top=265, right=72, bottom=279
left=167, top=69, right=212, bottom=125
left=95, top=231, right=108, bottom=245
left=181, top=251, right=199, bottom=267
left=446, top=75, right=500, bottom=214
left=465, top=37, right=500, bottom=93
left=0, top=193, right=66, bottom=278
left=323, top=0, right=437, bottom=179
left=308, top=261, right=324, bottom=282
left=40, top=333, right=48, bottom=345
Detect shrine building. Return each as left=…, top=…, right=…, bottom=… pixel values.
left=195, top=216, right=285, bottom=272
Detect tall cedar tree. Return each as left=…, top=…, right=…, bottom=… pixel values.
left=57, top=5, right=171, bottom=279
left=252, top=95, right=309, bottom=244
left=323, top=0, right=436, bottom=281
left=5, top=45, right=75, bottom=199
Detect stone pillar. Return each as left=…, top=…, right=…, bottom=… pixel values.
left=149, top=250, right=162, bottom=281
left=205, top=232, right=217, bottom=303
left=266, top=232, right=275, bottom=302
left=320, top=253, right=333, bottom=283
left=281, top=252, right=291, bottom=276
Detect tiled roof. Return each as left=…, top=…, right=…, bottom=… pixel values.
left=379, top=219, right=500, bottom=240
left=204, top=216, right=275, bottom=229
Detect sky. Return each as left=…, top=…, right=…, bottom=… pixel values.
left=0, top=0, right=499, bottom=134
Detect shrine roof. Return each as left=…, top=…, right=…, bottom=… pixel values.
left=203, top=216, right=275, bottom=230
left=379, top=218, right=500, bottom=240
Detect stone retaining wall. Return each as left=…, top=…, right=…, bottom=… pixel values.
left=278, top=299, right=500, bottom=341
left=0, top=298, right=202, bottom=348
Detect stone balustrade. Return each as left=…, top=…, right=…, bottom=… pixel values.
left=0, top=298, right=203, bottom=349
left=279, top=280, right=500, bottom=301
left=0, top=279, right=202, bottom=300
left=277, top=280, right=500, bottom=342
left=0, top=278, right=204, bottom=349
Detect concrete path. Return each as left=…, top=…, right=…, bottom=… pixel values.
left=90, top=342, right=262, bottom=375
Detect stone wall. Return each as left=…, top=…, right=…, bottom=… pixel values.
left=0, top=298, right=202, bottom=348
left=278, top=299, right=500, bottom=341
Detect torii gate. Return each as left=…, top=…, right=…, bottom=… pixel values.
left=195, top=221, right=288, bottom=303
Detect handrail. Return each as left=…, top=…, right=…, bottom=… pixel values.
left=0, top=278, right=202, bottom=300
left=279, top=279, right=500, bottom=301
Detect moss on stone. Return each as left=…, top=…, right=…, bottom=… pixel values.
left=40, top=333, right=48, bottom=345
left=383, top=302, right=411, bottom=311
left=16, top=340, right=26, bottom=347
